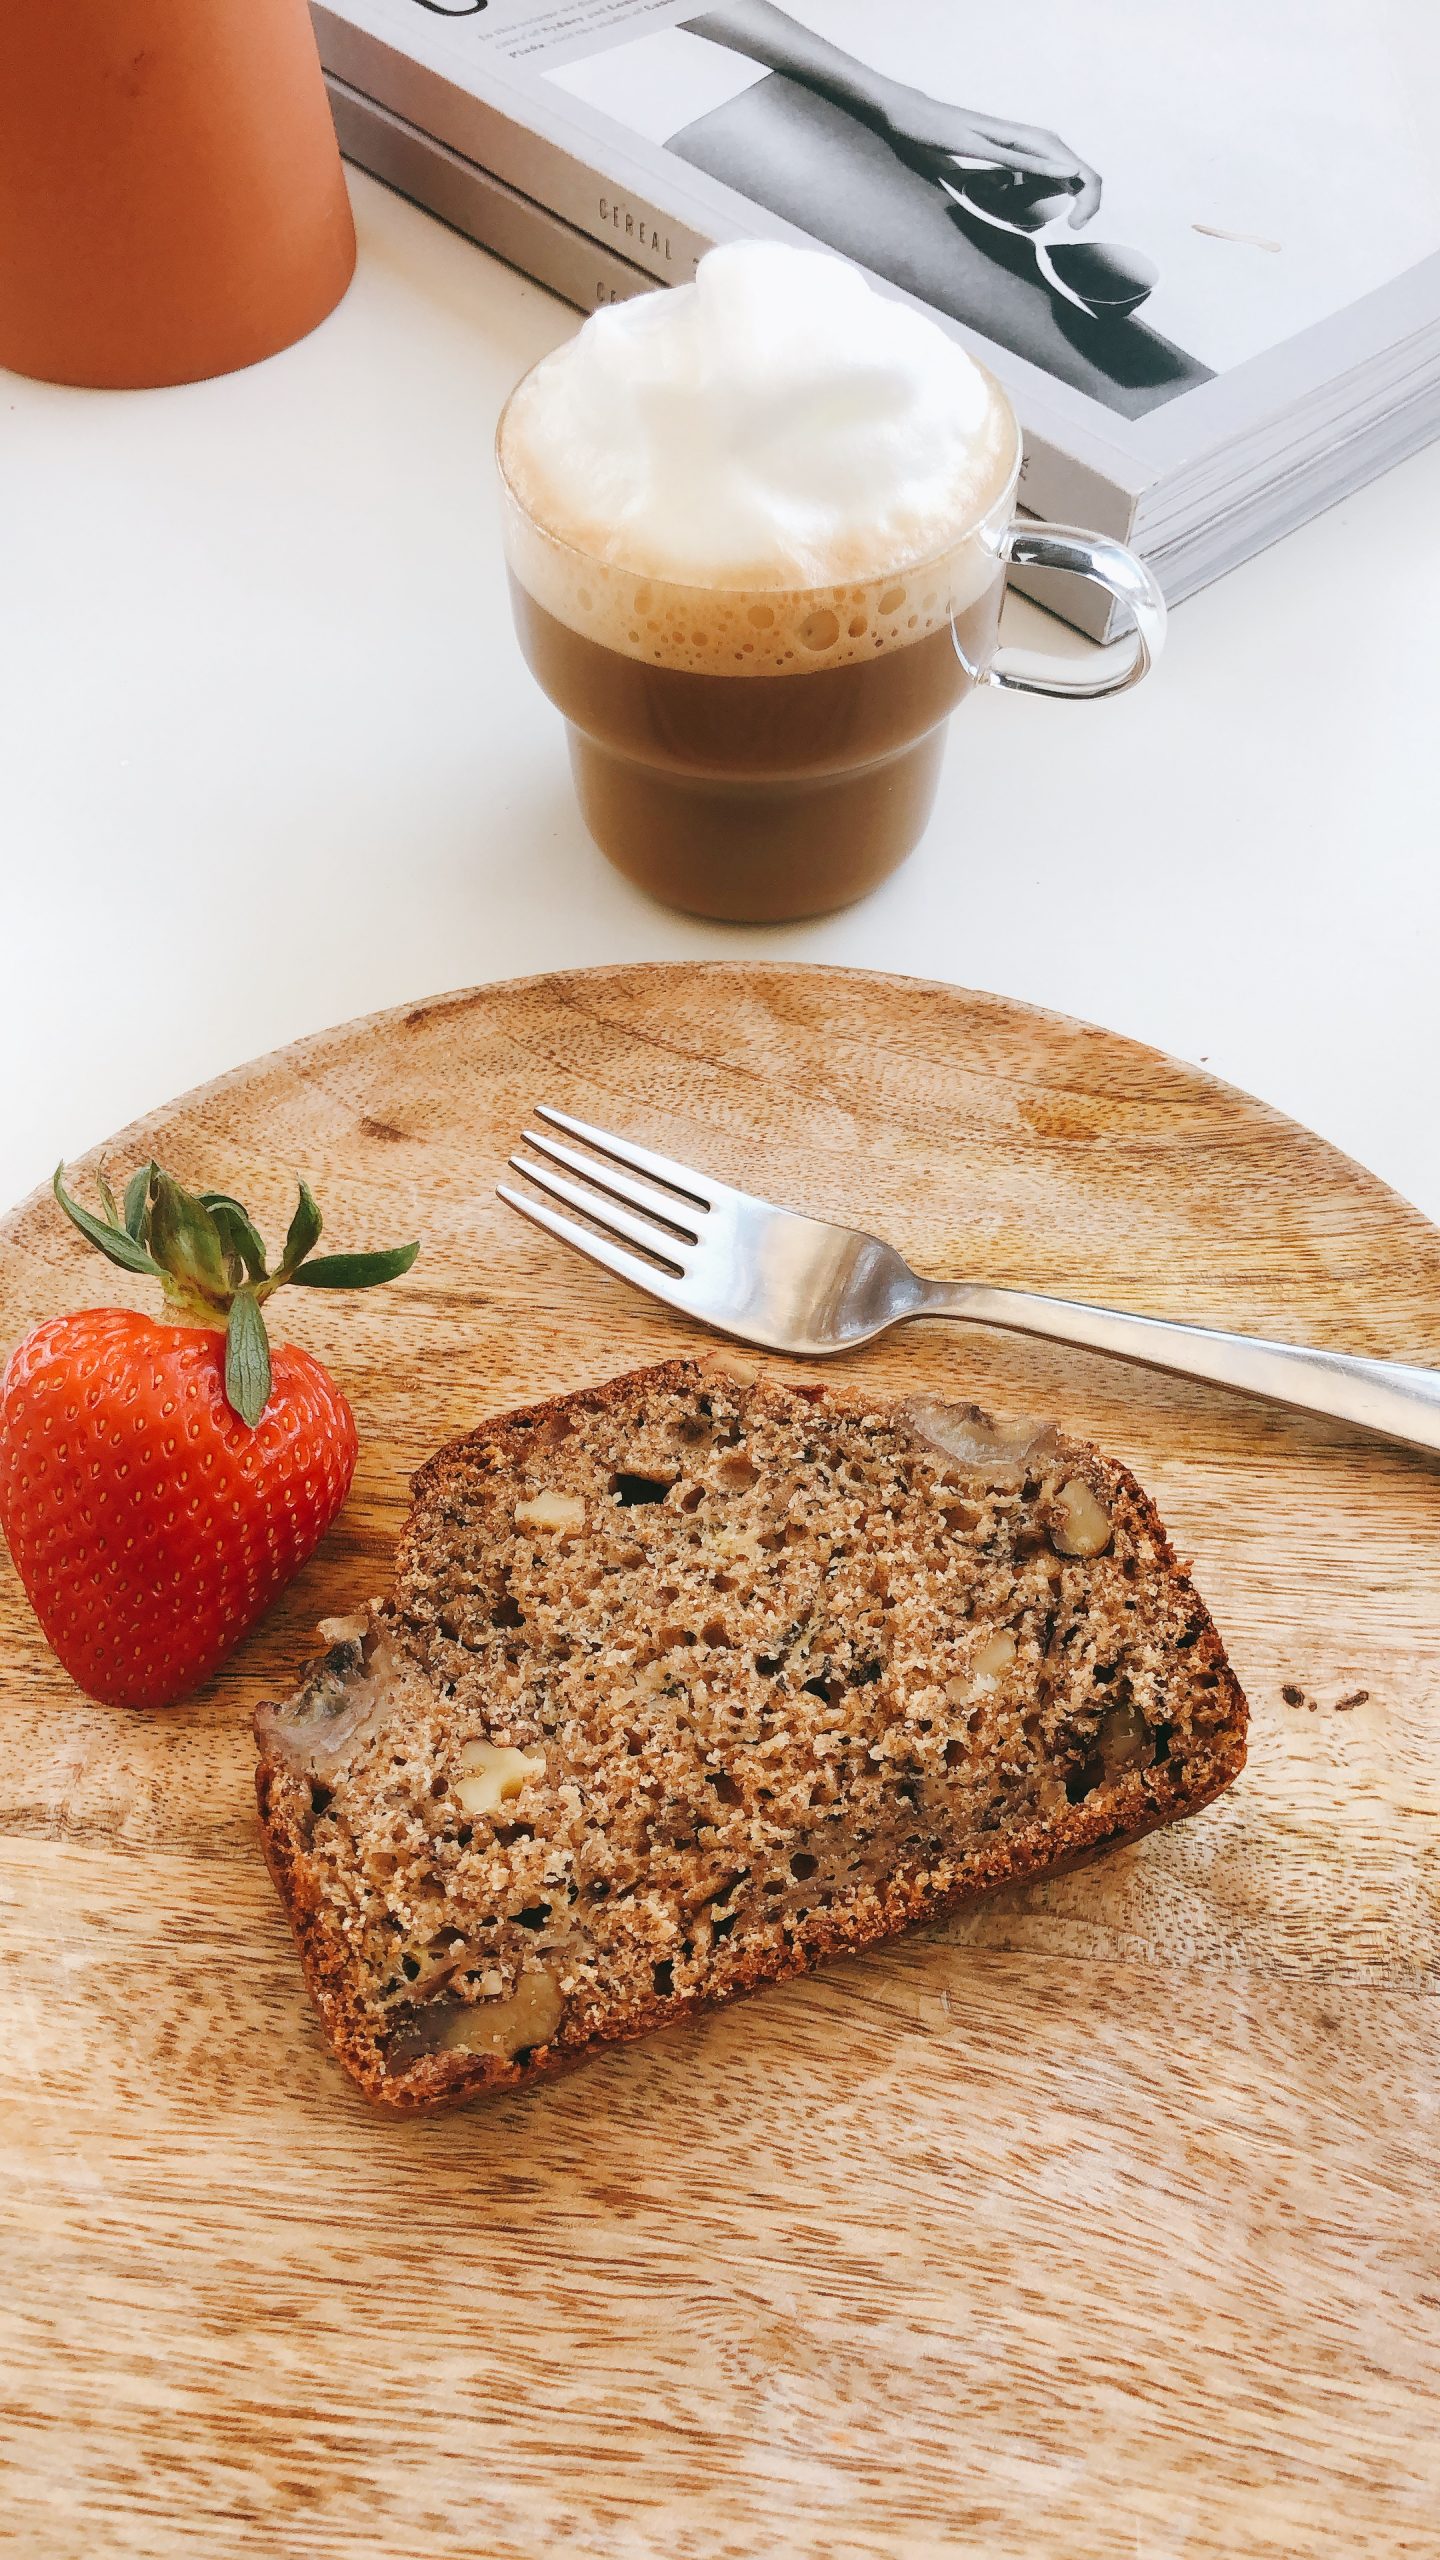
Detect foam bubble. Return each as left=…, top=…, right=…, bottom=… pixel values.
left=497, top=242, right=1017, bottom=676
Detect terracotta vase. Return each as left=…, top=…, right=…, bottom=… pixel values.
left=0, top=0, right=356, bottom=390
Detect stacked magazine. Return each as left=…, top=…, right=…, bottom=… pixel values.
left=316, top=0, right=1440, bottom=637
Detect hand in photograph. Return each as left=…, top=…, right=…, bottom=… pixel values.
left=875, top=97, right=1101, bottom=228
left=685, top=3, right=1102, bottom=223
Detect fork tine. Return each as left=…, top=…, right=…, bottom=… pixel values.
left=520, top=1127, right=704, bottom=1239
left=507, top=1157, right=690, bottom=1268
left=534, top=1105, right=723, bottom=1208
left=497, top=1183, right=700, bottom=1314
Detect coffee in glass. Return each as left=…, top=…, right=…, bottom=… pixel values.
left=498, top=243, right=1162, bottom=922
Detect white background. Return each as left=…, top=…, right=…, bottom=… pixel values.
left=2, top=165, right=1439, bottom=1226
left=548, top=0, right=1440, bottom=373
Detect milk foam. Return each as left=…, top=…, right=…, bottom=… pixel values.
left=498, top=242, right=1017, bottom=676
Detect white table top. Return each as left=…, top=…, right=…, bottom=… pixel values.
left=4, top=168, right=1438, bottom=1228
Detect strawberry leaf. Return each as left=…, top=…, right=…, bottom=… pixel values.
left=225, top=1288, right=271, bottom=1429
left=55, top=1157, right=417, bottom=1330
left=200, top=1193, right=269, bottom=1285
left=54, top=1166, right=164, bottom=1279
left=95, top=1166, right=121, bottom=1227
left=149, top=1173, right=231, bottom=1307
left=275, top=1179, right=323, bottom=1282
left=287, top=1240, right=420, bottom=1289
left=123, top=1162, right=156, bottom=1242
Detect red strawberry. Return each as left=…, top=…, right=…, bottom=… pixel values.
left=0, top=1163, right=417, bottom=1709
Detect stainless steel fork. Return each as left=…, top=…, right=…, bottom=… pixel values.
left=499, top=1107, right=1440, bottom=1455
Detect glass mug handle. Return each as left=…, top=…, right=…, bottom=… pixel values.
left=958, top=522, right=1167, bottom=698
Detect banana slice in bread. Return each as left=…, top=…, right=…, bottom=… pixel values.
left=254, top=1358, right=1247, bottom=2110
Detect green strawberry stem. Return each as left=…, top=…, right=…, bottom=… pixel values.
left=53, top=1162, right=419, bottom=1430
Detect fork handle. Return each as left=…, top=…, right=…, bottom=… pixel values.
left=919, top=1282, right=1440, bottom=1456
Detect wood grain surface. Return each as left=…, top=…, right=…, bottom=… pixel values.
left=2, top=961, right=1438, bottom=2560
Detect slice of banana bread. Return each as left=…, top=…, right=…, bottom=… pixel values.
left=254, top=1357, right=1246, bottom=2110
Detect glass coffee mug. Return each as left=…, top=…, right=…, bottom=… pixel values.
left=497, top=368, right=1164, bottom=925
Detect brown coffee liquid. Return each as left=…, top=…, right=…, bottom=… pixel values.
left=508, top=573, right=1002, bottom=922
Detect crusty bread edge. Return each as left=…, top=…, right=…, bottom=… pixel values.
left=254, top=1358, right=1248, bottom=2115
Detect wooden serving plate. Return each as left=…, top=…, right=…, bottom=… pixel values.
left=3, top=962, right=1438, bottom=2559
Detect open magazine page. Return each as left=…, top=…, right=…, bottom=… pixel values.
left=374, top=0, right=1440, bottom=425
left=542, top=2, right=1440, bottom=391
left=316, top=0, right=1440, bottom=621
